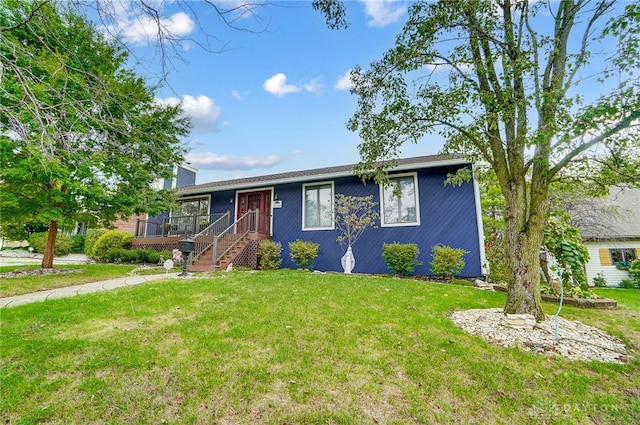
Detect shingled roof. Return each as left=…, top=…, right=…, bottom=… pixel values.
left=178, top=154, right=469, bottom=195
left=573, top=187, right=640, bottom=240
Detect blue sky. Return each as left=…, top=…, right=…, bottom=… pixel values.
left=99, top=0, right=625, bottom=185
left=101, top=1, right=431, bottom=184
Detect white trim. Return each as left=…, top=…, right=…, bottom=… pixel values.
left=302, top=181, right=335, bottom=231
left=379, top=172, right=421, bottom=227
left=473, top=177, right=488, bottom=276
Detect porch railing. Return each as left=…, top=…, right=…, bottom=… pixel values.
left=192, top=212, right=230, bottom=261
left=135, top=213, right=229, bottom=238
left=211, top=210, right=271, bottom=266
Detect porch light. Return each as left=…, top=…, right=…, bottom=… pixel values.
left=178, top=237, right=196, bottom=277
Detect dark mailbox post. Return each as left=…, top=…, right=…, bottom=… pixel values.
left=178, top=237, right=196, bottom=277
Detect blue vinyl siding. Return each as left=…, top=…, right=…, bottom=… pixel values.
left=269, top=165, right=482, bottom=276
left=176, top=166, right=196, bottom=188
left=195, top=164, right=482, bottom=277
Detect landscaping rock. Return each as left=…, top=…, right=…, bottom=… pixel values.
left=503, top=313, right=536, bottom=330
left=450, top=308, right=627, bottom=364
left=474, top=279, right=495, bottom=290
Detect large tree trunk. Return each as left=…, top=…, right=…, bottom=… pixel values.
left=504, top=227, right=546, bottom=321
left=502, top=182, right=549, bottom=321
left=41, top=220, right=58, bottom=269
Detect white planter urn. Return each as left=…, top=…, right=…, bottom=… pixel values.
left=341, top=246, right=355, bottom=274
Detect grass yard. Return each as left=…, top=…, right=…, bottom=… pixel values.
left=0, top=264, right=152, bottom=297
left=1, top=270, right=639, bottom=424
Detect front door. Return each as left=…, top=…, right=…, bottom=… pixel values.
left=236, top=190, right=271, bottom=233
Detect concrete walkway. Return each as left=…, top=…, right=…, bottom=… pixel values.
left=1, top=273, right=181, bottom=308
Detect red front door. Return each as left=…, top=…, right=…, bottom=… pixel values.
left=236, top=190, right=271, bottom=233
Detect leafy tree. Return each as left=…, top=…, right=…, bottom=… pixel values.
left=1, top=1, right=190, bottom=268
left=334, top=194, right=379, bottom=249
left=542, top=211, right=590, bottom=289
left=344, top=1, right=639, bottom=320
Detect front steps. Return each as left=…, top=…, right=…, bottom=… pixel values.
left=188, top=234, right=267, bottom=272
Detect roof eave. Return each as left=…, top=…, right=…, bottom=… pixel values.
left=178, top=157, right=471, bottom=196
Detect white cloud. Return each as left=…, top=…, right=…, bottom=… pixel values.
left=335, top=69, right=354, bottom=90
left=157, top=94, right=222, bottom=133
left=185, top=153, right=284, bottom=170
left=263, top=73, right=302, bottom=97
left=303, top=78, right=323, bottom=94
left=113, top=10, right=195, bottom=45
left=231, top=90, right=250, bottom=100
left=359, top=0, right=407, bottom=27
left=264, top=74, right=326, bottom=97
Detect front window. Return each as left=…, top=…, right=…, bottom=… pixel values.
left=176, top=198, right=209, bottom=217
left=380, top=173, right=420, bottom=226
left=303, top=182, right=334, bottom=230
left=172, top=197, right=210, bottom=233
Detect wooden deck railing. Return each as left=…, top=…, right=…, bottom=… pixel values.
left=135, top=213, right=229, bottom=238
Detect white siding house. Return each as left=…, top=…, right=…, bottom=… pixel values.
left=574, top=187, right=640, bottom=287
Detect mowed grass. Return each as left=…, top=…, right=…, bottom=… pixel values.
left=0, top=264, right=142, bottom=297
left=1, top=270, right=638, bottom=424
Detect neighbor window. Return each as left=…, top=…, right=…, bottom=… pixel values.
left=303, top=182, right=334, bottom=230
left=610, top=248, right=637, bottom=265
left=380, top=173, right=420, bottom=226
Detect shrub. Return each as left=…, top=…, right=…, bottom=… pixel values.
left=618, top=278, right=636, bottom=289
left=258, top=240, right=282, bottom=270
left=288, top=240, right=320, bottom=270
left=105, top=248, right=172, bottom=264
left=145, top=249, right=173, bottom=265
left=92, top=230, right=134, bottom=261
left=430, top=244, right=469, bottom=279
left=382, top=242, right=422, bottom=275
left=28, top=231, right=71, bottom=256
left=84, top=228, right=107, bottom=256
left=629, top=259, right=640, bottom=287
left=70, top=234, right=86, bottom=253
left=592, top=272, right=607, bottom=287
left=106, top=248, right=137, bottom=263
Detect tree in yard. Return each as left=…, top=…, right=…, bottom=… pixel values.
left=333, top=194, right=379, bottom=273
left=334, top=194, right=379, bottom=249
left=344, top=1, right=639, bottom=320
left=1, top=1, right=190, bottom=268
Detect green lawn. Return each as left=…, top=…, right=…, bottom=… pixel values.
left=1, top=270, right=638, bottom=424
left=0, top=264, right=151, bottom=297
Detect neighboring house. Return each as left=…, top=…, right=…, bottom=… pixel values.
left=572, top=187, right=640, bottom=286
left=134, top=154, right=487, bottom=277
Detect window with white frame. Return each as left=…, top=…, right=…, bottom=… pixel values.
left=380, top=173, right=420, bottom=226
left=303, top=182, right=334, bottom=230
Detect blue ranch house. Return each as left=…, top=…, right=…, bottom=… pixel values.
left=132, top=155, right=487, bottom=277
